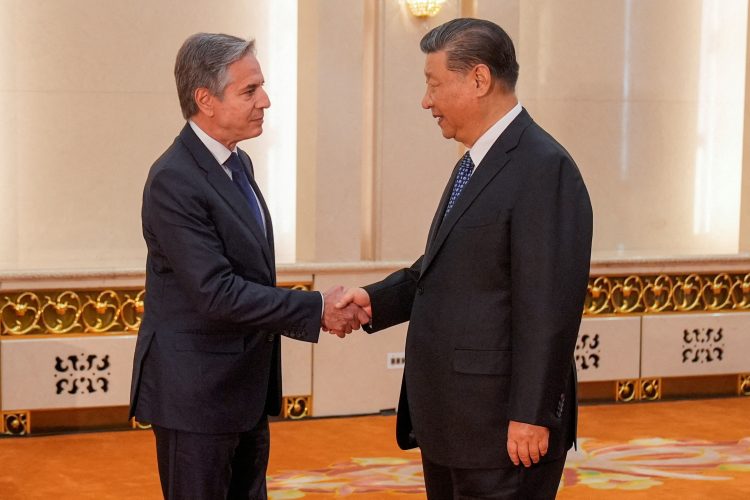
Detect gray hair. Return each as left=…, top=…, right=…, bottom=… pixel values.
left=420, top=18, right=519, bottom=90
left=174, top=33, right=256, bottom=119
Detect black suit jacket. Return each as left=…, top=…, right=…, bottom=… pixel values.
left=129, top=124, right=321, bottom=433
left=364, top=109, right=593, bottom=469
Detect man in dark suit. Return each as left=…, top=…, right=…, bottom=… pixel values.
left=337, top=19, right=592, bottom=499
left=129, top=33, right=368, bottom=500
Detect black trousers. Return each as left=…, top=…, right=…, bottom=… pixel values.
left=421, top=452, right=567, bottom=500
left=152, top=416, right=270, bottom=500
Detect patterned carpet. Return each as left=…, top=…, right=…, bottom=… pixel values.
left=0, top=398, right=748, bottom=499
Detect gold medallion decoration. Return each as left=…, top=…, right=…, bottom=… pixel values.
left=2, top=411, right=30, bottom=435
left=283, top=396, right=312, bottom=419
left=640, top=379, right=662, bottom=401
left=616, top=380, right=638, bottom=402
left=739, top=375, right=750, bottom=397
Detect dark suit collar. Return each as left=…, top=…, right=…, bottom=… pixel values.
left=178, top=124, right=275, bottom=273
left=421, top=109, right=533, bottom=275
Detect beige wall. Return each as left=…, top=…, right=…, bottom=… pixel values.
left=0, top=0, right=296, bottom=270
left=1, top=0, right=748, bottom=271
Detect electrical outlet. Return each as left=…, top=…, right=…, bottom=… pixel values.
left=387, top=352, right=406, bottom=369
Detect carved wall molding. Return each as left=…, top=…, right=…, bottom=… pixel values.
left=585, top=272, right=750, bottom=315
left=1, top=283, right=311, bottom=336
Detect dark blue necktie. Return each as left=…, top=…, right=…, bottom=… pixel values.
left=225, top=152, right=265, bottom=232
left=445, top=152, right=475, bottom=215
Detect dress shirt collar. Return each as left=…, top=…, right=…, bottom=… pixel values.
left=188, top=120, right=236, bottom=166
left=469, top=101, right=523, bottom=169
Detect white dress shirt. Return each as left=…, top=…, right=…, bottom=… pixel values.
left=188, top=120, right=267, bottom=230
left=468, top=102, right=523, bottom=172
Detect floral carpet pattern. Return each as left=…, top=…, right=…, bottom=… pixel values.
left=267, top=437, right=750, bottom=498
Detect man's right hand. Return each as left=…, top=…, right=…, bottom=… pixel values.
left=335, top=287, right=372, bottom=317
left=321, top=286, right=370, bottom=338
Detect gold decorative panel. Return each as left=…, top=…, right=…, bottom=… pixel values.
left=1, top=283, right=312, bottom=336
left=282, top=395, right=312, bottom=420
left=2, top=411, right=30, bottom=435
left=1, top=289, right=144, bottom=336
left=585, top=273, right=750, bottom=315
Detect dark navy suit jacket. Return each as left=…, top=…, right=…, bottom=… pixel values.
left=129, top=124, right=321, bottom=433
left=364, top=109, right=593, bottom=469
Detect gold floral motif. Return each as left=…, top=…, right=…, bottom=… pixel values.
left=120, top=290, right=145, bottom=331
left=642, top=275, right=674, bottom=313
left=41, top=291, right=82, bottom=333
left=0, top=293, right=43, bottom=335
left=729, top=273, right=750, bottom=309
left=584, top=277, right=612, bottom=315
left=81, top=290, right=122, bottom=333
left=611, top=276, right=644, bottom=313
left=585, top=272, right=750, bottom=315
left=283, top=395, right=311, bottom=419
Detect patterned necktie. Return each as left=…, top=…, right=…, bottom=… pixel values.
left=225, top=152, right=265, bottom=232
left=445, top=152, right=475, bottom=215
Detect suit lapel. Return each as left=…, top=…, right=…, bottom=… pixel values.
left=178, top=125, right=274, bottom=273
left=420, top=109, right=533, bottom=276
left=423, top=156, right=463, bottom=256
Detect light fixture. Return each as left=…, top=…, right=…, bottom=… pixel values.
left=406, top=0, right=446, bottom=18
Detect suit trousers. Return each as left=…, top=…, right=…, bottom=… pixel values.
left=152, top=416, right=270, bottom=500
left=421, top=451, right=566, bottom=500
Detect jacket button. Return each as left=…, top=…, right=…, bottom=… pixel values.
left=417, top=286, right=424, bottom=295
left=266, top=333, right=275, bottom=342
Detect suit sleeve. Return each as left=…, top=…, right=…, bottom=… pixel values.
left=507, top=154, right=592, bottom=429
left=362, top=256, right=423, bottom=333
left=145, top=167, right=321, bottom=342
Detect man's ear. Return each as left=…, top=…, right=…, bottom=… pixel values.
left=194, top=88, right=214, bottom=117
left=473, top=64, right=492, bottom=97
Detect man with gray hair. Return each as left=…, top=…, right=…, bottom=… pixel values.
left=337, top=18, right=592, bottom=498
left=129, top=33, right=368, bottom=499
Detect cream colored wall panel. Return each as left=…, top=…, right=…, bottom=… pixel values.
left=12, top=91, right=181, bottom=269
left=0, top=91, right=19, bottom=269
left=641, top=312, right=750, bottom=378
left=575, top=316, right=640, bottom=382
left=281, top=337, right=312, bottom=396
left=7, top=0, right=275, bottom=94
left=524, top=98, right=740, bottom=256
left=378, top=1, right=461, bottom=261
left=0, top=335, right=136, bottom=410
left=311, top=270, right=407, bottom=416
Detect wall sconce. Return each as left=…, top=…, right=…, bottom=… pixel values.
left=406, top=0, right=447, bottom=18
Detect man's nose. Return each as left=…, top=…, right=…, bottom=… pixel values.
left=421, top=91, right=431, bottom=109
left=259, top=87, right=271, bottom=109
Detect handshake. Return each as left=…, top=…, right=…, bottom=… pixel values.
left=320, top=286, right=372, bottom=338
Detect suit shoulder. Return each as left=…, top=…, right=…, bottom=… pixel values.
left=145, top=138, right=199, bottom=186
left=516, top=122, right=583, bottom=178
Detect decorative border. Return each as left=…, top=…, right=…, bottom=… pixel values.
left=1, top=410, right=30, bottom=435
left=1, top=283, right=312, bottom=336
left=585, top=272, right=750, bottom=315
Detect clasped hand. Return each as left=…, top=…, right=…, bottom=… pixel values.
left=321, top=286, right=372, bottom=338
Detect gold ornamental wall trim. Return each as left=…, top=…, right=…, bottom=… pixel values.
left=1, top=283, right=312, bottom=336
left=585, top=272, right=750, bottom=315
